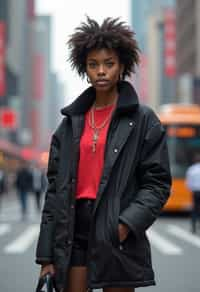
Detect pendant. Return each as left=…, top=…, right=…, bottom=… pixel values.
left=92, top=131, right=99, bottom=152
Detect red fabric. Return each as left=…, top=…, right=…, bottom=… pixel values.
left=75, top=104, right=115, bottom=199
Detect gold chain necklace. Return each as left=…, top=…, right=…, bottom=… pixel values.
left=88, top=99, right=117, bottom=153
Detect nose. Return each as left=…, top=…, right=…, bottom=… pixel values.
left=97, top=64, right=106, bottom=76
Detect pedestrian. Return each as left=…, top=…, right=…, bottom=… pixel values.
left=0, top=168, right=6, bottom=211
left=186, top=153, right=200, bottom=233
left=31, top=164, right=46, bottom=212
left=15, top=161, right=33, bottom=220
left=35, top=17, right=171, bottom=292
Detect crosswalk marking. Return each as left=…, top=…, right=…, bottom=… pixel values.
left=147, top=229, right=183, bottom=255
left=167, top=224, right=200, bottom=248
left=0, top=224, right=11, bottom=236
left=4, top=225, right=39, bottom=254
left=1, top=222, right=200, bottom=255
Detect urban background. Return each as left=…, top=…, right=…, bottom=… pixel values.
left=0, top=0, right=200, bottom=292
left=1, top=0, right=200, bottom=169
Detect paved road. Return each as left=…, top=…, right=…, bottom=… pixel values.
left=0, top=193, right=200, bottom=292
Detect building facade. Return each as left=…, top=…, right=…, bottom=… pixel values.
left=176, top=0, right=200, bottom=104
left=34, top=15, right=52, bottom=149
left=131, top=0, right=176, bottom=108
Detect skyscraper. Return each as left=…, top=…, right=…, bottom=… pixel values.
left=131, top=0, right=175, bottom=52
left=131, top=0, right=176, bottom=108
left=176, top=0, right=200, bottom=104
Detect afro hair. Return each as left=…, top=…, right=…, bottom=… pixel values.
left=68, top=16, right=140, bottom=78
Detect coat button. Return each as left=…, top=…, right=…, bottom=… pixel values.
left=114, top=148, right=118, bottom=153
left=71, top=178, right=76, bottom=183
left=119, top=244, right=123, bottom=250
left=67, top=240, right=72, bottom=245
left=71, top=204, right=75, bottom=210
left=129, top=121, right=133, bottom=126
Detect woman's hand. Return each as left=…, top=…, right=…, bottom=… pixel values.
left=40, top=264, right=55, bottom=278
left=118, top=223, right=130, bottom=242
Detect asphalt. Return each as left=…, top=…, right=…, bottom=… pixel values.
left=0, top=192, right=200, bottom=292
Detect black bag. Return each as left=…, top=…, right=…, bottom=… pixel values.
left=36, top=273, right=57, bottom=292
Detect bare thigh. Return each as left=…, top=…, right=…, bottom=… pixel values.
left=64, top=266, right=87, bottom=292
left=103, top=288, right=135, bottom=292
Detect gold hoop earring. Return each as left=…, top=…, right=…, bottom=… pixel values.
left=120, top=72, right=124, bottom=80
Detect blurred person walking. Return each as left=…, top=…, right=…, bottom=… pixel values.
left=31, top=164, right=46, bottom=212
left=15, top=161, right=33, bottom=220
left=35, top=17, right=171, bottom=292
left=186, top=153, right=200, bottom=233
left=0, top=168, right=6, bottom=211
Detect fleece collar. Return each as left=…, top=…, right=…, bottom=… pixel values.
left=61, top=81, right=139, bottom=116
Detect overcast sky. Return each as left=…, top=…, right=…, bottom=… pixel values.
left=36, top=0, right=130, bottom=104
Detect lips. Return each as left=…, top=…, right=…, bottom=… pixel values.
left=95, top=79, right=109, bottom=86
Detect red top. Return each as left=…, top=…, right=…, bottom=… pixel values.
left=75, top=104, right=115, bottom=199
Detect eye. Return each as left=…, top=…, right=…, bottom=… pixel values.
left=88, top=63, right=97, bottom=69
left=106, top=62, right=114, bottom=68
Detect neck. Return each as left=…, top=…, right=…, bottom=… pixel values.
left=94, top=87, right=118, bottom=108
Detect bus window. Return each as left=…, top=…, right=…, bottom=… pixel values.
left=166, top=126, right=200, bottom=178
left=158, top=104, right=200, bottom=211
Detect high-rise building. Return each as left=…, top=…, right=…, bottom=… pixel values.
left=147, top=8, right=176, bottom=109
left=49, top=73, right=65, bottom=134
left=0, top=0, right=33, bottom=145
left=131, top=0, right=176, bottom=108
left=34, top=15, right=52, bottom=149
left=131, top=0, right=175, bottom=53
left=0, top=0, right=7, bottom=103
left=176, top=0, right=200, bottom=76
left=176, top=0, right=200, bottom=104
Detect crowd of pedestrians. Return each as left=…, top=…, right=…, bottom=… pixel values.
left=0, top=161, right=47, bottom=220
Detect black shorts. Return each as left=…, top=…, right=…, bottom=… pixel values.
left=70, top=199, right=95, bottom=267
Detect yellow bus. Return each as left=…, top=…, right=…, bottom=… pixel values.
left=158, top=104, right=200, bottom=211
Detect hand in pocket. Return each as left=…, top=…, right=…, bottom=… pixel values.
left=118, top=223, right=130, bottom=243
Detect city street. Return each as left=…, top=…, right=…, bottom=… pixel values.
left=0, top=193, right=200, bottom=292
left=1, top=0, right=200, bottom=292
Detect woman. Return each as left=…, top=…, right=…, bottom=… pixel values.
left=36, top=17, right=171, bottom=292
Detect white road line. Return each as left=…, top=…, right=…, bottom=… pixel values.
left=4, top=225, right=39, bottom=254
left=0, top=224, right=11, bottom=236
left=147, top=229, right=183, bottom=255
left=167, top=224, right=200, bottom=248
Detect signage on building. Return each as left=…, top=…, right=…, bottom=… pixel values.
left=0, top=108, right=17, bottom=129
left=164, top=8, right=176, bottom=78
left=0, top=22, right=6, bottom=96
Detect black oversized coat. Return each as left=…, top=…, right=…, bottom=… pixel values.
left=36, top=81, right=171, bottom=291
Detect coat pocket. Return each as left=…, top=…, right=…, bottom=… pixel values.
left=109, top=197, right=121, bottom=247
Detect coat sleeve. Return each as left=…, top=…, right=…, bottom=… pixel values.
left=119, top=117, right=172, bottom=238
left=35, top=120, right=64, bottom=265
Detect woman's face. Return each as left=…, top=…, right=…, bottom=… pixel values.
left=86, top=48, right=124, bottom=92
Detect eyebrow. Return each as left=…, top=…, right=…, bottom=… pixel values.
left=87, top=57, right=115, bottom=62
